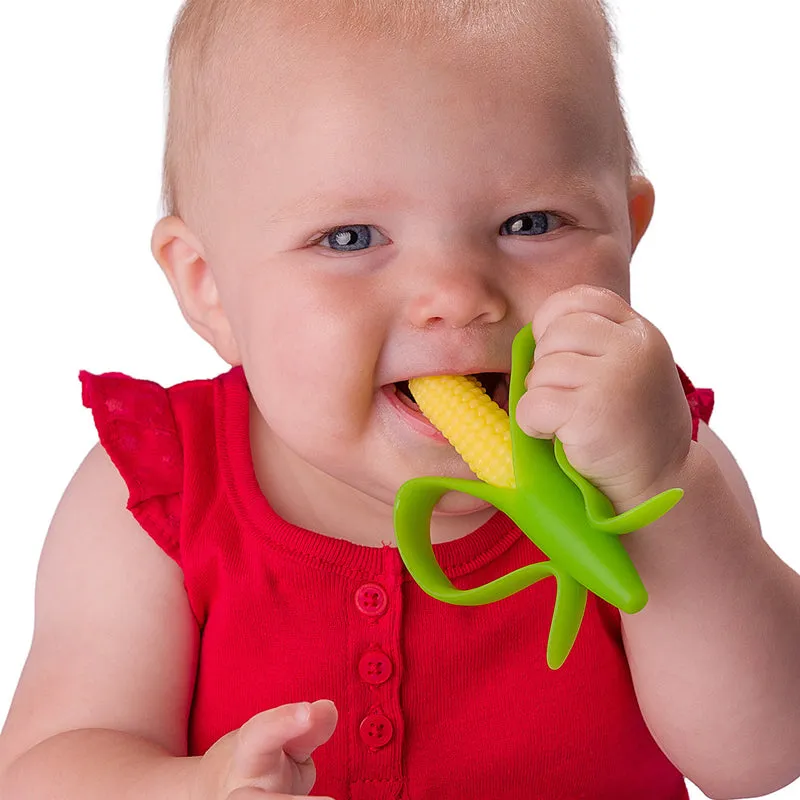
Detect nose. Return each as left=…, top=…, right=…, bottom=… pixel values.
left=403, top=248, right=509, bottom=329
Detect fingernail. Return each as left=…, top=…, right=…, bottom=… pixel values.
left=294, top=702, right=311, bottom=723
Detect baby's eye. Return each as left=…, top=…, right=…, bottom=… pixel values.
left=500, top=211, right=565, bottom=236
left=316, top=224, right=389, bottom=252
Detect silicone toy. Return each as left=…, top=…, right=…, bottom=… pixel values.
left=408, top=373, right=516, bottom=488
left=393, top=324, right=683, bottom=669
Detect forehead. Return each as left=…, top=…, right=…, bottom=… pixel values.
left=192, top=0, right=624, bottom=209
left=204, top=0, right=615, bottom=111
left=214, top=0, right=613, bottom=92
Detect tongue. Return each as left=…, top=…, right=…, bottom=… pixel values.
left=492, top=378, right=509, bottom=412
left=396, top=383, right=421, bottom=411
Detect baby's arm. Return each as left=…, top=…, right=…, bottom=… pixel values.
left=0, top=445, right=336, bottom=800
left=618, top=422, right=800, bottom=798
left=0, top=443, right=201, bottom=797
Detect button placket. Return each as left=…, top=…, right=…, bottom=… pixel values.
left=348, top=551, right=405, bottom=788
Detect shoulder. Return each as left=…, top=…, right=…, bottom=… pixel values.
left=80, top=367, right=243, bottom=435
left=78, top=367, right=244, bottom=557
left=696, top=421, right=761, bottom=535
left=675, top=362, right=760, bottom=535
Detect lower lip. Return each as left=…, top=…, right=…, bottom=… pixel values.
left=381, top=385, right=449, bottom=443
left=380, top=384, right=494, bottom=512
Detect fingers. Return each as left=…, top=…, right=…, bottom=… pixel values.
left=525, top=351, right=591, bottom=391
left=531, top=284, right=638, bottom=347
left=531, top=311, right=619, bottom=364
left=235, top=703, right=312, bottom=780
left=521, top=286, right=648, bottom=431
left=282, top=700, right=338, bottom=764
left=515, top=385, right=575, bottom=439
left=281, top=700, right=338, bottom=792
left=234, top=701, right=336, bottom=782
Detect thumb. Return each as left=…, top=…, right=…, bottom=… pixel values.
left=282, top=699, right=338, bottom=764
left=233, top=701, right=337, bottom=781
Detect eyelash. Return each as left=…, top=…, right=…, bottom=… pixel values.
left=500, top=211, right=570, bottom=237
left=308, top=211, right=572, bottom=252
left=309, top=224, right=389, bottom=252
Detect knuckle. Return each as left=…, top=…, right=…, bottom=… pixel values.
left=517, top=387, right=561, bottom=436
left=568, top=282, right=594, bottom=297
left=530, top=353, right=577, bottom=384
left=524, top=369, right=535, bottom=388
left=574, top=283, right=610, bottom=302
left=536, top=386, right=564, bottom=417
left=626, top=315, right=649, bottom=339
left=584, top=310, right=611, bottom=329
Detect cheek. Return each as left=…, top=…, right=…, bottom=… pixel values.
left=555, top=234, right=632, bottom=300
left=233, top=268, right=346, bottom=359
left=235, top=276, right=383, bottom=431
left=595, top=235, right=632, bottom=299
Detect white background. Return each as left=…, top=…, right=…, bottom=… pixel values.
left=1, top=1, right=798, bottom=797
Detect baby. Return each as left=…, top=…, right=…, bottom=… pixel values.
left=1, top=0, right=799, bottom=799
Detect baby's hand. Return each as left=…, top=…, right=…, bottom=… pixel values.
left=194, top=700, right=338, bottom=800
left=517, top=284, right=693, bottom=511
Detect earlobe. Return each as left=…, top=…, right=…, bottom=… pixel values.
left=150, top=216, right=242, bottom=365
left=627, top=175, right=656, bottom=253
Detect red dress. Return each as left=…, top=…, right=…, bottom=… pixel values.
left=81, top=365, right=714, bottom=800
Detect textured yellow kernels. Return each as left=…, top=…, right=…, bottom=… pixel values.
left=408, top=375, right=515, bottom=488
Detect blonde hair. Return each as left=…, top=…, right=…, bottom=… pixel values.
left=160, top=0, right=640, bottom=219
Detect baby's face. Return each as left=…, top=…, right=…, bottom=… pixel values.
left=171, top=9, right=651, bottom=533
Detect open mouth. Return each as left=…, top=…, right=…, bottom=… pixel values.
left=395, top=372, right=510, bottom=413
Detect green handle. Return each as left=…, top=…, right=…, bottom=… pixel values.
left=394, top=324, right=682, bottom=669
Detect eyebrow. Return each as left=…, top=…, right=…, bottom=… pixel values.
left=265, top=188, right=410, bottom=224
left=494, top=175, right=608, bottom=208
left=265, top=176, right=609, bottom=224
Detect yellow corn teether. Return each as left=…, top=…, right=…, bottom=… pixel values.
left=393, top=324, right=684, bottom=669
left=408, top=375, right=515, bottom=489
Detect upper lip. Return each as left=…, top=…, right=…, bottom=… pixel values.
left=382, top=366, right=511, bottom=386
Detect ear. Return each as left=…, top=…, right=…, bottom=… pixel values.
left=627, top=175, right=656, bottom=254
left=151, top=216, right=242, bottom=366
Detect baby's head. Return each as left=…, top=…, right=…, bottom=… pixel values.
left=151, top=0, right=655, bottom=534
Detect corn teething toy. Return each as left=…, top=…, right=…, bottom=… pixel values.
left=393, top=324, right=683, bottom=669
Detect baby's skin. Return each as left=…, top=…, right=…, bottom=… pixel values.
left=1, top=0, right=799, bottom=799
left=194, top=701, right=338, bottom=799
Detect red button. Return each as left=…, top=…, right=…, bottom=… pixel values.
left=359, top=713, right=394, bottom=748
left=355, top=583, right=388, bottom=616
left=358, top=650, right=393, bottom=685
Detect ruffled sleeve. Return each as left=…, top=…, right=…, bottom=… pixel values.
left=80, top=371, right=184, bottom=565
left=676, top=365, right=715, bottom=441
